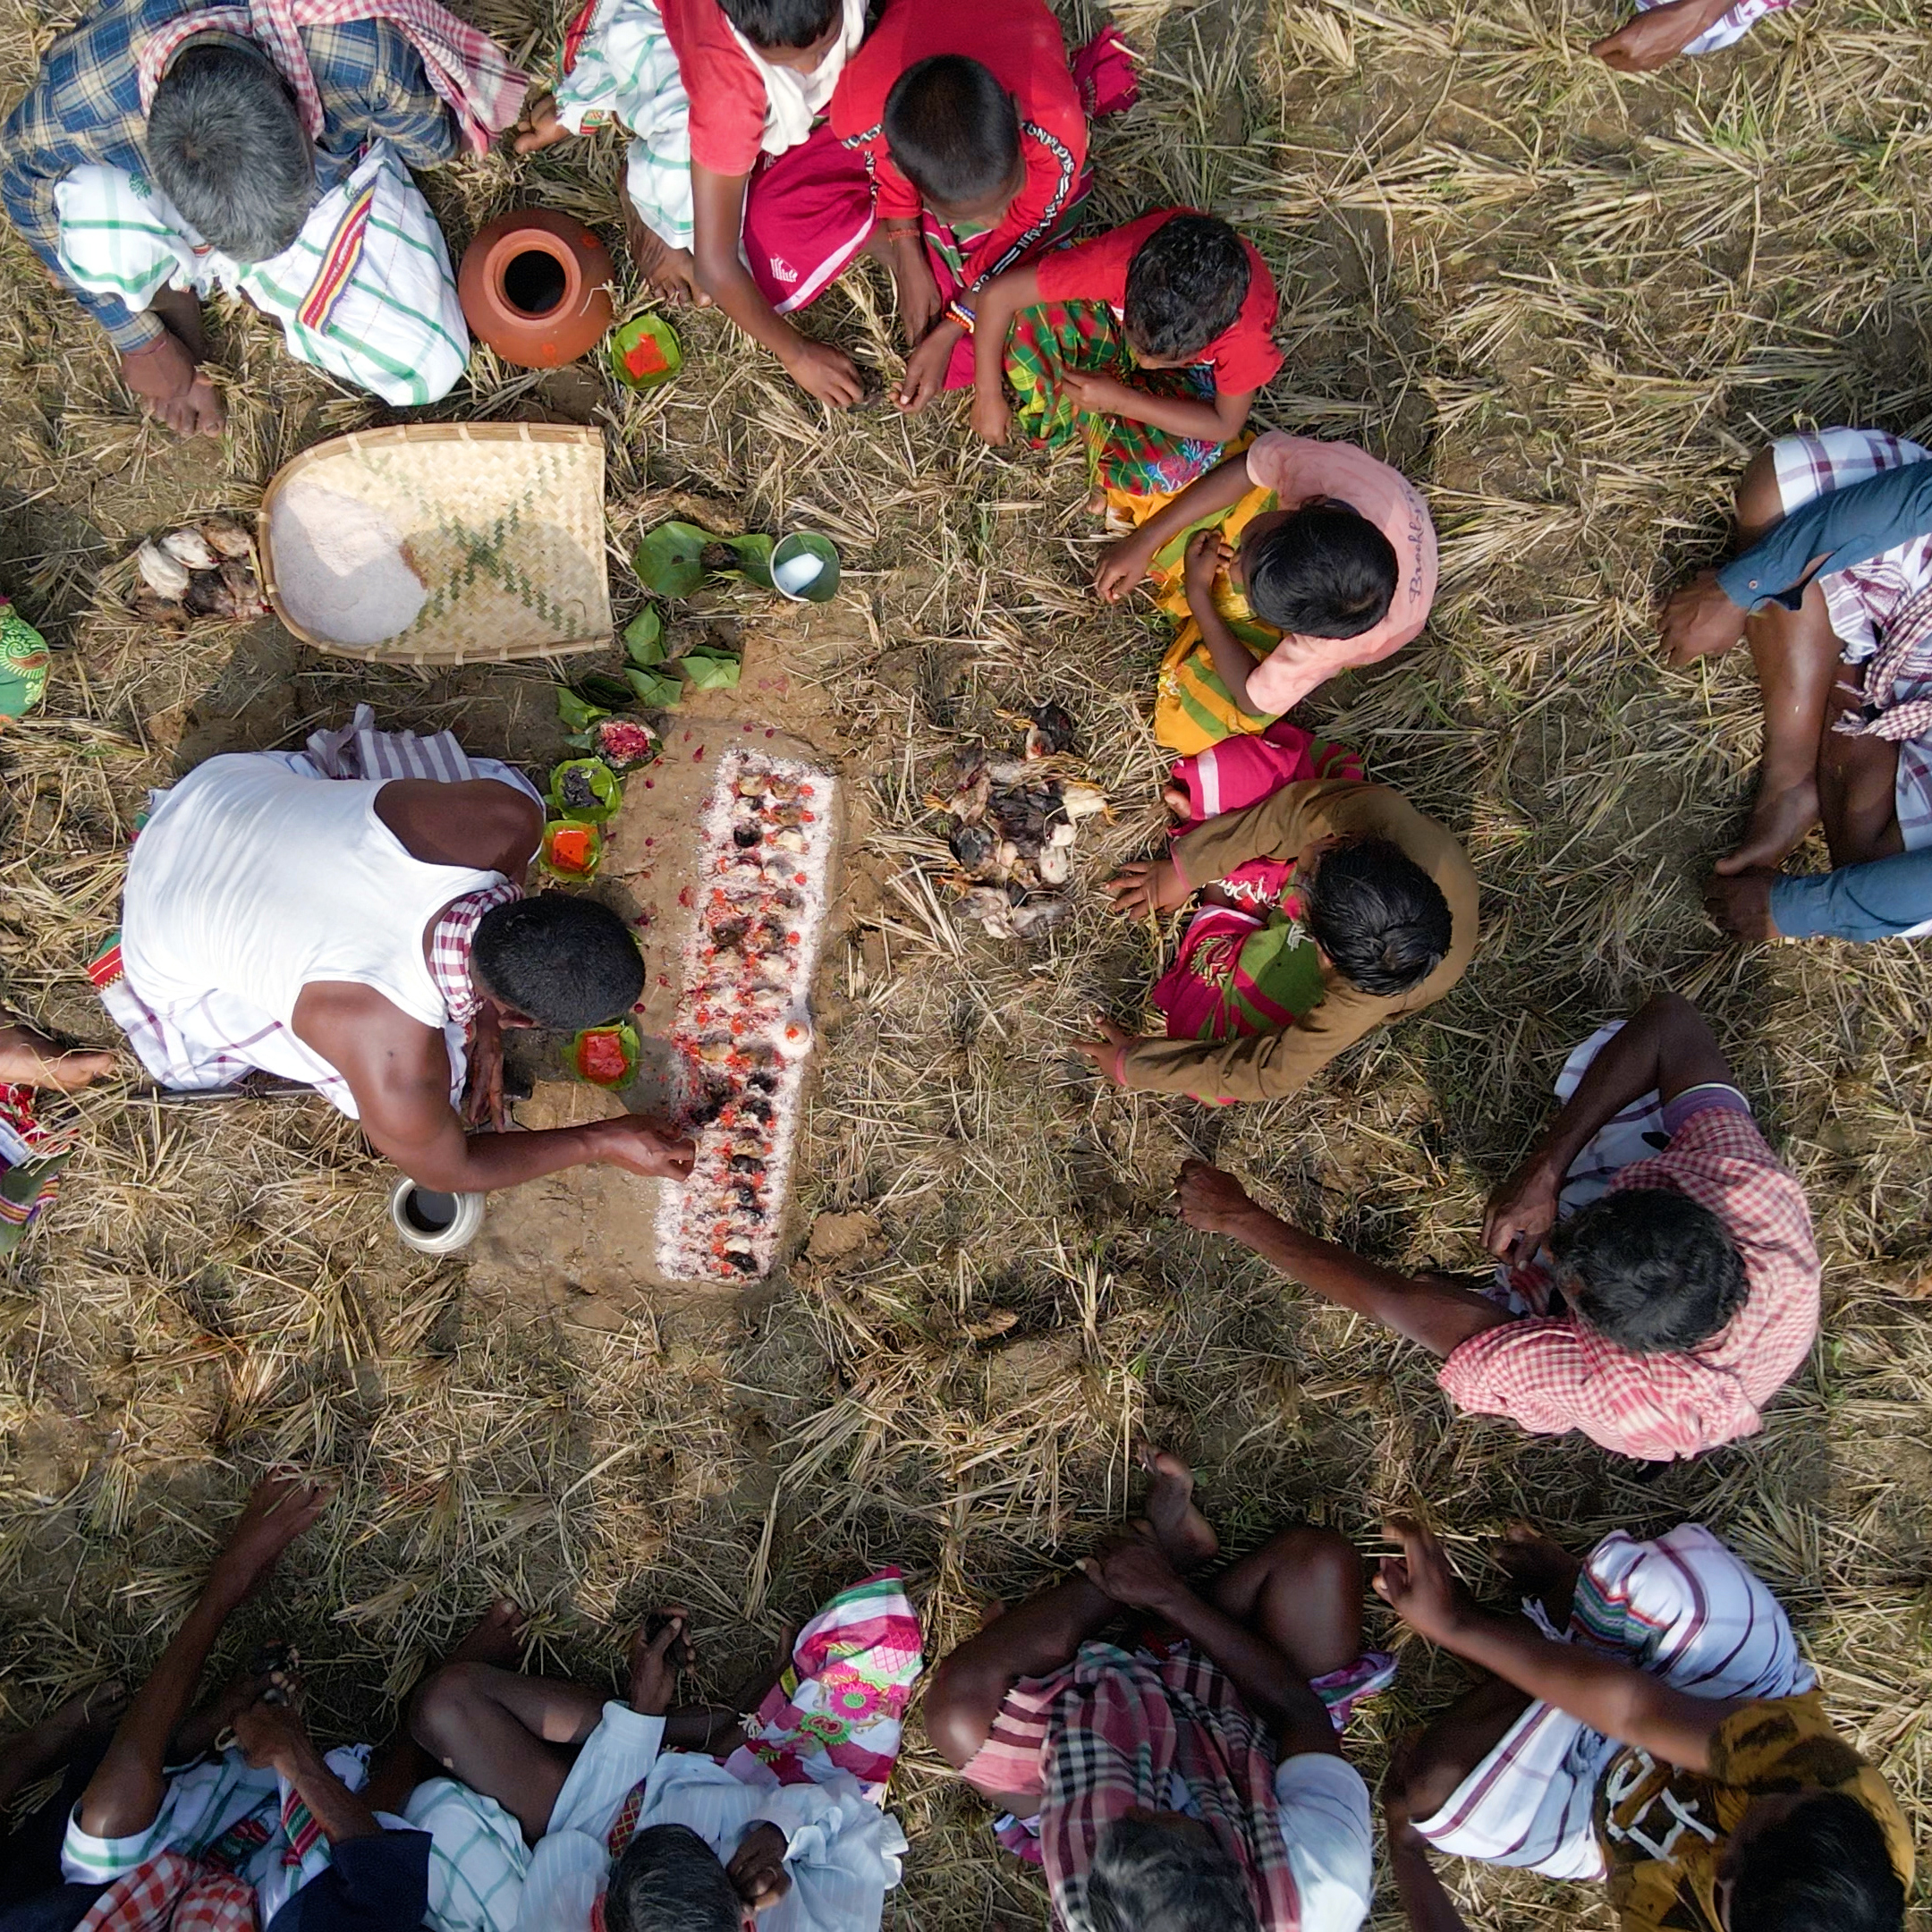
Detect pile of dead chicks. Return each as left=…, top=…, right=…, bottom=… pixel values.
left=934, top=702, right=1107, bottom=941
left=131, top=519, right=271, bottom=628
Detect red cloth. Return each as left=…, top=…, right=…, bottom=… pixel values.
left=826, top=0, right=1088, bottom=294
left=1437, top=1106, right=1821, bottom=1461
left=77, top=1852, right=255, bottom=1932
left=657, top=0, right=769, bottom=175
left=741, top=121, right=880, bottom=312
left=135, top=0, right=528, bottom=156
left=1036, top=208, right=1283, bottom=394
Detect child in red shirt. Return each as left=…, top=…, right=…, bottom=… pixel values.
left=515, top=0, right=875, bottom=409
left=740, top=0, right=1131, bottom=403
left=968, top=208, right=1283, bottom=503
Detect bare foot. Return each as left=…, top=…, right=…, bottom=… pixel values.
left=1496, top=1521, right=1581, bottom=1629
left=1702, top=869, right=1783, bottom=942
left=1085, top=488, right=1108, bottom=516
left=0, top=1024, right=117, bottom=1092
left=1715, top=775, right=1819, bottom=876
left=1161, top=782, right=1192, bottom=821
left=446, top=1598, right=530, bottom=1671
left=1140, top=1446, right=1218, bottom=1572
left=208, top=1474, right=334, bottom=1606
left=622, top=208, right=710, bottom=309
left=1589, top=0, right=1712, bottom=70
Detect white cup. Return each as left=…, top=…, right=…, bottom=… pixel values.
left=390, top=1177, right=486, bottom=1254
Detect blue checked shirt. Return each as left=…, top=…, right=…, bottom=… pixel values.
left=0, top=0, right=460, bottom=352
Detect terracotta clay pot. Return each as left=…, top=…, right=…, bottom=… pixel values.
left=458, top=208, right=614, bottom=369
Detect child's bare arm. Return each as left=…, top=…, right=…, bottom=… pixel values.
left=1095, top=451, right=1254, bottom=600
left=690, top=164, right=863, bottom=408
left=1071, top=377, right=1254, bottom=444
left=968, top=266, right=1041, bottom=442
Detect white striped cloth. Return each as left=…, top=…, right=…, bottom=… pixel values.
left=1772, top=428, right=1932, bottom=850
left=553, top=0, right=696, bottom=252
left=1411, top=1524, right=1811, bottom=1878
left=1629, top=0, right=1791, bottom=53
left=409, top=1701, right=907, bottom=1932
left=54, top=141, right=468, bottom=405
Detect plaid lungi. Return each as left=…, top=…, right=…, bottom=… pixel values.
left=554, top=0, right=693, bottom=252
left=1771, top=428, right=1932, bottom=849
left=74, top=1852, right=254, bottom=1932
left=55, top=142, right=468, bottom=406
left=1411, top=1524, right=1810, bottom=1878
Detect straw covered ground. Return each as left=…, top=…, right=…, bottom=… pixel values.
left=5, top=0, right=1932, bottom=1920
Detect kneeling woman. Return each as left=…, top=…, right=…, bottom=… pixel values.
left=1076, top=738, right=1479, bottom=1105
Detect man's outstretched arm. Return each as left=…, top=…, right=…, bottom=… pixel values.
left=1375, top=1518, right=1741, bottom=1773
left=1175, top=1162, right=1509, bottom=1359
left=80, top=1476, right=332, bottom=1840
left=1481, top=990, right=1733, bottom=1267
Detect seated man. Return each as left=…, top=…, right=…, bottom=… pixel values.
left=1661, top=428, right=1932, bottom=877
left=0, top=0, right=528, bottom=434
left=1095, top=432, right=1437, bottom=754
left=1377, top=1513, right=1911, bottom=1932
left=1705, top=843, right=1932, bottom=945
left=1075, top=757, right=1477, bottom=1104
left=55, top=1473, right=440, bottom=1932
left=922, top=1448, right=1392, bottom=1932
left=403, top=1574, right=920, bottom=1930
left=514, top=0, right=872, bottom=409
left=969, top=208, right=1284, bottom=506
left=94, top=713, right=692, bottom=1192
left=1174, top=992, right=1819, bottom=1462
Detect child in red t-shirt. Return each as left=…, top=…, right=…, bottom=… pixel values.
left=738, top=0, right=1134, bottom=404
left=969, top=208, right=1283, bottom=504
left=513, top=0, right=875, bottom=409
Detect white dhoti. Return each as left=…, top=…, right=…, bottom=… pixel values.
left=55, top=141, right=469, bottom=406
left=553, top=0, right=695, bottom=251
left=1411, top=1524, right=1810, bottom=1877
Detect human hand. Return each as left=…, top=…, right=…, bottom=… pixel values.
left=890, top=243, right=944, bottom=344
left=1077, top=1530, right=1186, bottom=1614
left=1174, top=1159, right=1255, bottom=1236
left=1072, top=1015, right=1135, bottom=1084
left=894, top=327, right=958, bottom=413
left=1701, top=868, right=1782, bottom=943
left=627, top=1608, right=694, bottom=1716
left=594, top=1116, right=697, bottom=1180
left=120, top=335, right=225, bottom=438
left=1094, top=535, right=1156, bottom=604
left=785, top=335, right=866, bottom=411
left=209, top=1474, right=333, bottom=1606
left=1104, top=860, right=1183, bottom=919
left=1481, top=1157, right=1561, bottom=1268
left=1062, top=370, right=1133, bottom=416
left=1183, top=527, right=1231, bottom=605
left=229, top=1698, right=316, bottom=1776
left=1372, top=1516, right=1470, bottom=1643
left=1590, top=0, right=1724, bottom=71
left=1659, top=569, right=1747, bottom=667
left=727, top=1822, right=792, bottom=1912
left=512, top=92, right=573, bottom=154
left=970, top=385, right=1012, bottom=446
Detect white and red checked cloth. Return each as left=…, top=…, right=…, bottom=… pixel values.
left=136, top=0, right=529, bottom=156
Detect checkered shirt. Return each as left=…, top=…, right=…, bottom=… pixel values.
left=429, top=878, right=521, bottom=1028
left=1437, top=1105, right=1822, bottom=1462
left=0, top=0, right=459, bottom=352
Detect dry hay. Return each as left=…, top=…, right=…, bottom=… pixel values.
left=4, top=0, right=1932, bottom=1921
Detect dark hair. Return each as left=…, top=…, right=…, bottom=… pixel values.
left=1242, top=507, right=1398, bottom=638
left=1123, top=215, right=1252, bottom=362
left=604, top=1824, right=741, bottom=1932
left=882, top=56, right=1020, bottom=209
left=1728, top=1793, right=1903, bottom=1932
left=470, top=894, right=643, bottom=1031
left=1086, top=1815, right=1260, bottom=1932
left=1550, top=1187, right=1748, bottom=1353
left=716, top=0, right=837, bottom=49
left=145, top=42, right=317, bottom=262
left=1303, top=836, right=1452, bottom=997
